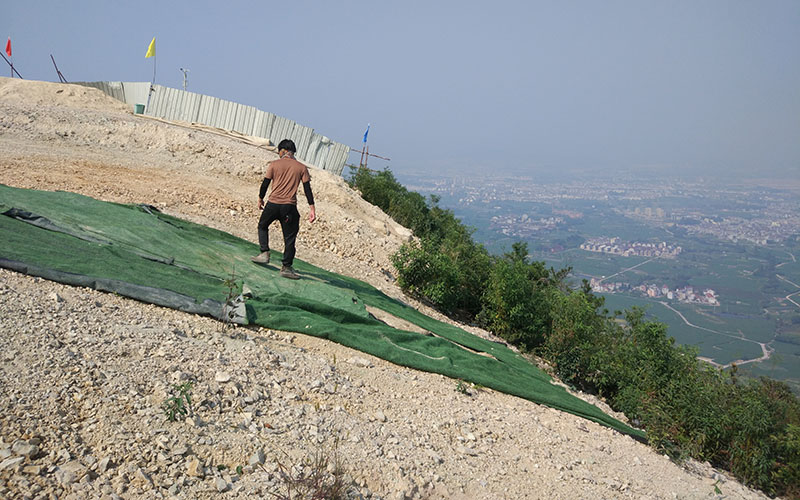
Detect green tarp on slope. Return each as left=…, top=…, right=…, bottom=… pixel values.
left=0, top=184, right=645, bottom=439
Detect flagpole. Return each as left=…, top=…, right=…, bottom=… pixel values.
left=5, top=37, right=11, bottom=78
left=360, top=123, right=370, bottom=167
left=145, top=37, right=157, bottom=110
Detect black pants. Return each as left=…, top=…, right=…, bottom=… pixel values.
left=257, top=202, right=300, bottom=266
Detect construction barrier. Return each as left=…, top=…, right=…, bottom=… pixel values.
left=75, top=81, right=350, bottom=175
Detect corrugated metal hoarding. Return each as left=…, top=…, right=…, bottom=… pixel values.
left=74, top=82, right=350, bottom=175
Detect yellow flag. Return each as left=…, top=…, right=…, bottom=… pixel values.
left=145, top=37, right=156, bottom=58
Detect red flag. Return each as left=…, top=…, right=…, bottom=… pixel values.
left=5, top=38, right=10, bottom=58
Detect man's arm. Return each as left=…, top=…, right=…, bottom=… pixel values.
left=303, top=181, right=316, bottom=222
left=257, top=177, right=271, bottom=210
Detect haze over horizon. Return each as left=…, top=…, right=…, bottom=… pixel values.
left=4, top=1, right=799, bottom=180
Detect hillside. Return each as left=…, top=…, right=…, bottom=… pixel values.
left=0, top=77, right=771, bottom=499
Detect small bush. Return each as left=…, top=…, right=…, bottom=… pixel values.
left=266, top=444, right=349, bottom=500
left=161, top=382, right=193, bottom=422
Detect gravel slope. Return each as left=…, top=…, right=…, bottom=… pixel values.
left=0, top=77, right=772, bottom=499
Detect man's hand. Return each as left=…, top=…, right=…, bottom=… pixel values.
left=308, top=205, right=316, bottom=223
left=257, top=198, right=264, bottom=211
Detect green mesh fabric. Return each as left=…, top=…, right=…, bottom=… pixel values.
left=0, top=184, right=644, bottom=439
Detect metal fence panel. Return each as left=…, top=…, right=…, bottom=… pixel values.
left=167, top=87, right=185, bottom=121
left=180, top=91, right=202, bottom=123
left=328, top=143, right=350, bottom=176
left=217, top=101, right=237, bottom=130
left=196, top=95, right=219, bottom=125
left=269, top=116, right=289, bottom=145
left=161, top=87, right=181, bottom=120
left=292, top=125, right=313, bottom=159
left=121, top=82, right=150, bottom=107
left=74, top=82, right=350, bottom=174
left=252, top=110, right=274, bottom=141
left=104, top=82, right=126, bottom=102
left=73, top=81, right=125, bottom=104
left=233, top=105, right=258, bottom=136
left=144, top=85, right=167, bottom=117
left=306, top=133, right=331, bottom=168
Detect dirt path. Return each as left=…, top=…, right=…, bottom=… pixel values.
left=657, top=301, right=772, bottom=368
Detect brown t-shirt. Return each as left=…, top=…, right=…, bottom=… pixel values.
left=265, top=157, right=311, bottom=205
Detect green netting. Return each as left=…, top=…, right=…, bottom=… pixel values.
left=0, top=184, right=644, bottom=439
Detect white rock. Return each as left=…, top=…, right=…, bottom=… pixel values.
left=456, top=445, right=478, bottom=456
left=215, top=371, right=231, bottom=383
left=172, top=445, right=189, bottom=456
left=187, top=458, right=204, bottom=477
left=56, top=469, right=77, bottom=486
left=185, top=416, right=204, bottom=427
left=248, top=449, right=265, bottom=466
left=347, top=356, right=373, bottom=368
left=0, top=456, right=24, bottom=471
left=22, top=464, right=42, bottom=475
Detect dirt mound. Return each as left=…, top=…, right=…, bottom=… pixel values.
left=0, top=77, right=130, bottom=112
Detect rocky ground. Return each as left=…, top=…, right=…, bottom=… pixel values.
left=0, top=77, right=774, bottom=499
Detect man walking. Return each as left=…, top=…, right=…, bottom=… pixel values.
left=251, top=139, right=316, bottom=279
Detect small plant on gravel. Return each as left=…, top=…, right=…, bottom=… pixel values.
left=455, top=379, right=469, bottom=395
left=221, top=267, right=241, bottom=332
left=264, top=441, right=348, bottom=500
left=222, top=267, right=239, bottom=331
left=161, top=382, right=194, bottom=422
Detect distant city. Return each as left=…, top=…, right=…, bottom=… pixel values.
left=589, top=279, right=719, bottom=306
left=402, top=175, right=800, bottom=247
left=580, top=237, right=681, bottom=258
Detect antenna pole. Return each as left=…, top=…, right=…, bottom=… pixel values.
left=180, top=67, right=189, bottom=91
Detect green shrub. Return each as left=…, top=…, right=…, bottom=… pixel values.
left=347, top=167, right=432, bottom=236
left=347, top=166, right=490, bottom=316
left=773, top=423, right=800, bottom=498
left=392, top=232, right=490, bottom=316
left=477, top=243, right=552, bottom=351
left=540, top=287, right=605, bottom=387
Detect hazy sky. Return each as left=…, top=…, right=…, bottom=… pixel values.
left=3, top=1, right=799, bottom=179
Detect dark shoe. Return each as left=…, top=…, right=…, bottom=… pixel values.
left=280, top=265, right=300, bottom=280
left=251, top=251, right=270, bottom=264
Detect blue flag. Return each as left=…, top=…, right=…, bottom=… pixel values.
left=363, top=123, right=370, bottom=144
